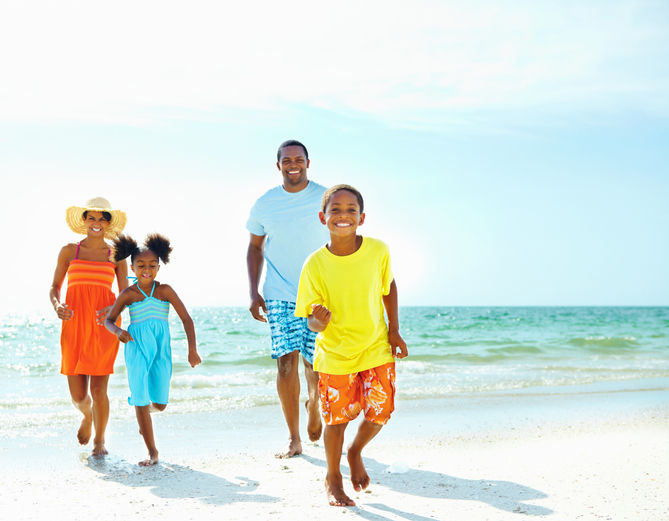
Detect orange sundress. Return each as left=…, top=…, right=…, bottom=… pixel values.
left=60, top=245, right=121, bottom=376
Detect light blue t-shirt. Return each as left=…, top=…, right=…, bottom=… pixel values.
left=246, top=181, right=329, bottom=303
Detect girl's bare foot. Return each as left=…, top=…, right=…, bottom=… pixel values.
left=139, top=449, right=159, bottom=466
left=347, top=447, right=370, bottom=492
left=305, top=399, right=323, bottom=442
left=325, top=475, right=356, bottom=507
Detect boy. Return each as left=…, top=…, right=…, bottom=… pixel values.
left=295, top=184, right=408, bottom=507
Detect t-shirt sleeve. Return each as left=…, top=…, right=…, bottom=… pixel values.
left=381, top=244, right=394, bottom=296
left=245, top=203, right=266, bottom=237
left=295, top=259, right=322, bottom=318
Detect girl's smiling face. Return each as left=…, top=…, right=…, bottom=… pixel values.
left=131, top=250, right=160, bottom=286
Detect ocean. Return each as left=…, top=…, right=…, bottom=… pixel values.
left=1, top=306, right=668, bottom=440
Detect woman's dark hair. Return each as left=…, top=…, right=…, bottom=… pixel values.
left=83, top=210, right=112, bottom=222
left=112, top=233, right=172, bottom=264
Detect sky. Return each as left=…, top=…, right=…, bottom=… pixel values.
left=1, top=0, right=668, bottom=312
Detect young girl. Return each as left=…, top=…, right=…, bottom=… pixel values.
left=104, top=233, right=201, bottom=466
left=49, top=196, right=129, bottom=456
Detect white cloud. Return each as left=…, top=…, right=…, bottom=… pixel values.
left=0, top=0, right=667, bottom=126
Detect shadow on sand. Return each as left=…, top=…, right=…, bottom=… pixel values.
left=86, top=455, right=278, bottom=506
left=300, top=453, right=553, bottom=520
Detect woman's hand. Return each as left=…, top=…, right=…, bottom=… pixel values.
left=96, top=305, right=113, bottom=326
left=55, top=303, right=74, bottom=321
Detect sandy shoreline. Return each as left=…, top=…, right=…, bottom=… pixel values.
left=1, top=386, right=668, bottom=521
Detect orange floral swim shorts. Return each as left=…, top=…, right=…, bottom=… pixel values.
left=318, top=363, right=396, bottom=426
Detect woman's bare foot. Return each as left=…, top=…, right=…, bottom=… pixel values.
left=275, top=438, right=302, bottom=459
left=92, top=439, right=108, bottom=456
left=305, top=399, right=323, bottom=442
left=347, top=446, right=370, bottom=492
left=325, top=475, right=356, bottom=507
left=77, top=413, right=93, bottom=445
left=139, top=449, right=159, bottom=466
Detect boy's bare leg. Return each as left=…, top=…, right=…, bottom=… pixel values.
left=324, top=422, right=355, bottom=506
left=347, top=418, right=382, bottom=492
left=67, top=375, right=93, bottom=446
left=276, top=351, right=302, bottom=458
left=89, top=375, right=110, bottom=455
left=303, top=357, right=322, bottom=442
left=135, top=404, right=160, bottom=466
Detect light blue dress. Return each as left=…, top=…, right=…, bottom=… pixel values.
left=125, top=282, right=172, bottom=406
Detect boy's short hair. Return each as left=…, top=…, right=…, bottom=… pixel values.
left=277, top=140, right=309, bottom=162
left=321, top=184, right=365, bottom=214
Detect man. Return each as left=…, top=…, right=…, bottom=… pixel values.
left=246, top=139, right=329, bottom=458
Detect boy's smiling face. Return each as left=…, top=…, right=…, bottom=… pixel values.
left=320, top=189, right=365, bottom=238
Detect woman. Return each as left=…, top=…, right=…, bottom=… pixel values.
left=49, top=197, right=128, bottom=455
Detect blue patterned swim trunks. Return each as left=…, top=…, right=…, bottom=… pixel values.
left=266, top=300, right=317, bottom=364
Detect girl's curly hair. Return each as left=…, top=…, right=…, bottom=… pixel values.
left=112, top=233, right=172, bottom=264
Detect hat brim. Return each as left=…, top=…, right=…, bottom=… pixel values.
left=65, top=206, right=127, bottom=239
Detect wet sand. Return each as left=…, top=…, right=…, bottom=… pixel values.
left=1, top=387, right=667, bottom=521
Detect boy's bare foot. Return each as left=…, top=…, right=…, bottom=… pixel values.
left=347, top=446, right=370, bottom=492
left=77, top=414, right=93, bottom=445
left=305, top=399, right=322, bottom=442
left=325, top=475, right=356, bottom=507
left=275, top=438, right=302, bottom=459
left=92, top=439, right=108, bottom=456
left=139, top=450, right=159, bottom=466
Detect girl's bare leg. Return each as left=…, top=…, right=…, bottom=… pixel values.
left=135, top=403, right=166, bottom=466
left=324, top=422, right=355, bottom=507
left=67, top=375, right=93, bottom=445
left=89, top=375, right=110, bottom=455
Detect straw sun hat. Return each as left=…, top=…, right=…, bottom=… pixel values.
left=65, top=197, right=127, bottom=238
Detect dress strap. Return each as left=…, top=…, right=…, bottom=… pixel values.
left=75, top=242, right=80, bottom=260
left=137, top=284, right=150, bottom=299
left=149, top=282, right=156, bottom=298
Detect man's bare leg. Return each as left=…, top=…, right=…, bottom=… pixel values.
left=303, top=357, right=322, bottom=442
left=67, top=375, right=93, bottom=446
left=324, top=422, right=355, bottom=506
left=347, top=418, right=382, bottom=492
left=135, top=403, right=166, bottom=466
left=276, top=351, right=302, bottom=458
left=89, top=375, right=111, bottom=455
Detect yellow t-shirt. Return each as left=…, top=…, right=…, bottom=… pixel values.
left=295, top=236, right=395, bottom=375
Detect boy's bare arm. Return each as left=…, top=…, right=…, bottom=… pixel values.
left=308, top=303, right=331, bottom=332
left=383, top=280, right=408, bottom=359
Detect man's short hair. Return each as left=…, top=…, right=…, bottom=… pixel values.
left=277, top=140, right=309, bottom=162
left=321, top=184, right=365, bottom=214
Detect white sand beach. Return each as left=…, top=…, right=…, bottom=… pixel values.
left=1, top=388, right=667, bottom=521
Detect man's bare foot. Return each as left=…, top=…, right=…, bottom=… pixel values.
left=347, top=446, right=370, bottom=492
left=325, top=475, right=356, bottom=507
left=139, top=450, right=159, bottom=466
left=275, top=438, right=302, bottom=459
left=92, top=439, right=108, bottom=456
left=305, top=399, right=323, bottom=442
left=77, top=414, right=93, bottom=445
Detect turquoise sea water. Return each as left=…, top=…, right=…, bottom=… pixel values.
left=1, top=307, right=668, bottom=438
